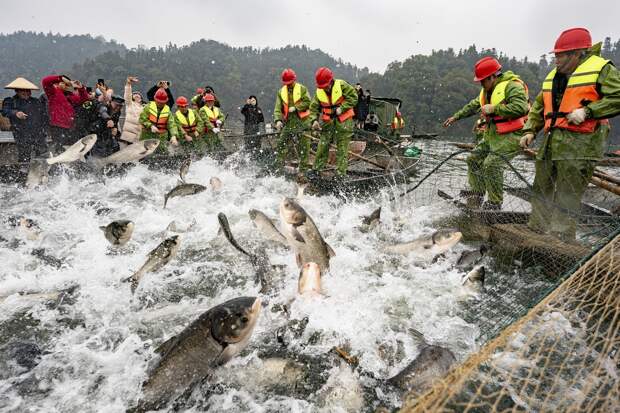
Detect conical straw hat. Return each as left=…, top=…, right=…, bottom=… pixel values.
left=5, top=77, right=39, bottom=90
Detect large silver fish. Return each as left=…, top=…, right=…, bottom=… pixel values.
left=133, top=296, right=261, bottom=412
left=163, top=183, right=207, bottom=208
left=99, top=220, right=134, bottom=246
left=388, top=330, right=456, bottom=398
left=127, top=235, right=180, bottom=293
left=92, top=139, right=159, bottom=167
left=279, top=197, right=335, bottom=273
left=179, top=157, right=191, bottom=182
left=384, top=229, right=462, bottom=260
left=248, top=209, right=288, bottom=245
left=46, top=134, right=97, bottom=165
left=298, top=262, right=322, bottom=296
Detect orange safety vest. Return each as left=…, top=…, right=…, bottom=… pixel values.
left=200, top=105, right=222, bottom=130
left=175, top=109, right=197, bottom=134
left=147, top=102, right=170, bottom=132
left=479, top=78, right=529, bottom=134
left=542, top=55, right=610, bottom=133
left=315, top=79, right=355, bottom=123
left=280, top=84, right=310, bottom=121
left=391, top=115, right=405, bottom=130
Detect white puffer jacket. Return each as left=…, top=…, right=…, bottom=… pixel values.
left=120, top=83, right=143, bottom=143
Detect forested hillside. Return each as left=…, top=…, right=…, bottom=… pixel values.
left=0, top=31, right=125, bottom=93
left=2, top=31, right=619, bottom=142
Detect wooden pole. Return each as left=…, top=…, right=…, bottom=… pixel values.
left=307, top=134, right=387, bottom=170
left=590, top=176, right=620, bottom=196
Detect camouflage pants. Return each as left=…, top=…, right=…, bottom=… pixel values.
left=466, top=137, right=520, bottom=204
left=528, top=157, right=595, bottom=240
left=313, top=120, right=353, bottom=175
left=204, top=132, right=224, bottom=153
left=276, top=129, right=311, bottom=171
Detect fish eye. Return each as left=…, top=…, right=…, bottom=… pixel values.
left=241, top=316, right=249, bottom=324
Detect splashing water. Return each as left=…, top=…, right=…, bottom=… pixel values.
left=0, top=154, right=484, bottom=412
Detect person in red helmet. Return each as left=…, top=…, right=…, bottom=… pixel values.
left=443, top=56, right=529, bottom=210
left=520, top=27, right=620, bottom=240
left=390, top=111, right=406, bottom=137
left=174, top=96, right=205, bottom=155
left=198, top=92, right=226, bottom=152
left=309, top=67, right=358, bottom=176
left=139, top=87, right=178, bottom=153
left=273, top=68, right=312, bottom=170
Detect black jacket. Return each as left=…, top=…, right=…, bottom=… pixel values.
left=1, top=95, right=48, bottom=143
left=89, top=103, right=121, bottom=157
left=241, top=103, right=264, bottom=135
left=146, top=85, right=175, bottom=108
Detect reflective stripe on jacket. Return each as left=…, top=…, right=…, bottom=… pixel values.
left=542, top=55, right=610, bottom=133
left=316, top=80, right=355, bottom=122
left=280, top=84, right=310, bottom=120
left=148, top=101, right=170, bottom=132
left=479, top=78, right=529, bottom=134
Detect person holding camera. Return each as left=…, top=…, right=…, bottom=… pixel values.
left=41, top=74, right=90, bottom=152
left=139, top=88, right=179, bottom=153
left=147, top=81, right=174, bottom=108
left=240, top=95, right=264, bottom=153
left=89, top=95, right=125, bottom=158
left=119, top=76, right=144, bottom=146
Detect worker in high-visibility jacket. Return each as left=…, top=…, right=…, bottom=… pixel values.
left=174, top=96, right=205, bottom=155
left=309, top=67, right=358, bottom=175
left=443, top=57, right=529, bottom=209
left=198, top=93, right=225, bottom=152
left=390, top=111, right=406, bottom=137
left=139, top=87, right=178, bottom=153
left=273, top=68, right=312, bottom=171
left=520, top=28, right=620, bottom=240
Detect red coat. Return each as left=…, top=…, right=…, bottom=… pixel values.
left=42, top=75, right=89, bottom=129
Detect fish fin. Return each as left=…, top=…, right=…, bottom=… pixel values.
left=326, top=243, right=336, bottom=257
left=99, top=226, right=106, bottom=231
left=155, top=334, right=180, bottom=356
left=291, top=227, right=305, bottom=243
left=177, top=179, right=184, bottom=186
left=408, top=328, right=428, bottom=346
left=163, top=195, right=168, bottom=209
left=296, top=253, right=302, bottom=268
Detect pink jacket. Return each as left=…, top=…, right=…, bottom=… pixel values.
left=42, top=75, right=89, bottom=129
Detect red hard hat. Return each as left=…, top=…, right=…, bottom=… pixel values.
left=281, top=68, right=297, bottom=85
left=473, top=57, right=502, bottom=82
left=176, top=96, right=188, bottom=107
left=396, top=111, right=402, bottom=116
left=154, top=88, right=168, bottom=103
left=552, top=27, right=592, bottom=53
left=315, top=67, right=334, bottom=88
left=195, top=87, right=204, bottom=95
left=203, top=93, right=215, bottom=102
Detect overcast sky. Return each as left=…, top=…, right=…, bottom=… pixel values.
left=2, top=0, right=619, bottom=72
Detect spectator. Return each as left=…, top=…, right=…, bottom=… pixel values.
left=74, top=90, right=100, bottom=139
left=147, top=81, right=174, bottom=108
left=41, top=74, right=89, bottom=152
left=354, top=83, right=369, bottom=128
left=89, top=95, right=125, bottom=158
left=118, top=76, right=144, bottom=147
left=240, top=95, right=264, bottom=152
left=2, top=77, right=49, bottom=163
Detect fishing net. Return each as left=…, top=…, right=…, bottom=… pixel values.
left=384, top=138, right=620, bottom=412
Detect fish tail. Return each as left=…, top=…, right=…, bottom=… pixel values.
left=163, top=195, right=169, bottom=209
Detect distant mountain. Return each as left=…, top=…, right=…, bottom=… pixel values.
left=70, top=40, right=369, bottom=123
left=0, top=31, right=126, bottom=94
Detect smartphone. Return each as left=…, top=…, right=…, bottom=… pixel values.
left=98, top=79, right=105, bottom=85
